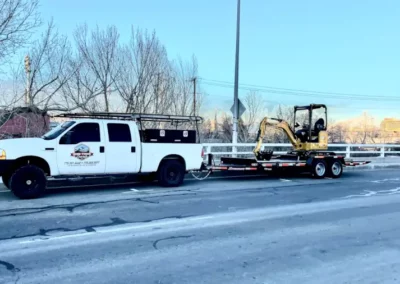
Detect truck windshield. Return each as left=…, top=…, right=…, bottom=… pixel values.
left=42, top=121, right=75, bottom=140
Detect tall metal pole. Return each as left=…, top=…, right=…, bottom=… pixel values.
left=232, top=0, right=241, bottom=147
left=24, top=55, right=31, bottom=107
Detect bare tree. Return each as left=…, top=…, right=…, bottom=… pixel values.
left=74, top=24, right=120, bottom=112
left=0, top=0, right=40, bottom=64
left=56, top=55, right=104, bottom=113
left=328, top=123, right=346, bottom=143
left=114, top=28, right=174, bottom=114
left=239, top=91, right=267, bottom=142
left=21, top=20, right=77, bottom=111
left=171, top=55, right=202, bottom=116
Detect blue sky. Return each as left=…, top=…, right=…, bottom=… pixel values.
left=37, top=0, right=400, bottom=122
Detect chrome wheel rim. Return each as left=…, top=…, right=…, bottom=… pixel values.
left=316, top=162, right=326, bottom=176
left=331, top=162, right=341, bottom=176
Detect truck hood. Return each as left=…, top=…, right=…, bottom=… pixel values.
left=0, top=138, right=54, bottom=159
left=0, top=137, right=45, bottom=148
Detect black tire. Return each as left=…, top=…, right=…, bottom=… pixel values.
left=327, top=159, right=343, bottom=178
left=9, top=165, right=47, bottom=199
left=311, top=160, right=327, bottom=179
left=1, top=173, right=10, bottom=189
left=157, top=160, right=185, bottom=187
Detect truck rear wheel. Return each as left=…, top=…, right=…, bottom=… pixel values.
left=328, top=159, right=343, bottom=178
left=312, top=160, right=327, bottom=179
left=9, top=165, right=47, bottom=199
left=158, top=160, right=185, bottom=187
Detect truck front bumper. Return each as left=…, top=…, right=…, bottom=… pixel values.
left=0, top=160, right=14, bottom=176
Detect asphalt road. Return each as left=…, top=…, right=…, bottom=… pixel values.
left=1, top=169, right=400, bottom=284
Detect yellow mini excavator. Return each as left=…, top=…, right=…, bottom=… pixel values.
left=253, top=104, right=328, bottom=160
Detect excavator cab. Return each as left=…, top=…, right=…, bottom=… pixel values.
left=293, top=104, right=328, bottom=150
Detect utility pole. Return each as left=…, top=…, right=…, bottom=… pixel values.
left=156, top=72, right=161, bottom=114
left=232, top=0, right=241, bottom=148
left=192, top=77, right=197, bottom=116
left=24, top=55, right=31, bottom=107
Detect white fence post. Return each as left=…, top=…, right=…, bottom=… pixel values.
left=380, top=147, right=385, bottom=158
left=346, top=145, right=351, bottom=158
left=233, top=144, right=237, bottom=158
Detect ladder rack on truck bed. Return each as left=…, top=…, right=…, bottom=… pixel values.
left=54, top=112, right=204, bottom=144
left=54, top=112, right=203, bottom=123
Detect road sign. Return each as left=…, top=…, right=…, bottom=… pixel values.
left=230, top=99, right=246, bottom=118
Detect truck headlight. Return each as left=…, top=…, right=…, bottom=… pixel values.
left=0, top=149, right=6, bottom=160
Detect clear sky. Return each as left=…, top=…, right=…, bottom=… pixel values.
left=37, top=0, right=400, bottom=123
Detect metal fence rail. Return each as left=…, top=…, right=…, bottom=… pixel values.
left=202, top=143, right=400, bottom=159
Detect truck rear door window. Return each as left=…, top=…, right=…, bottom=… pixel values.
left=107, top=123, right=132, bottom=142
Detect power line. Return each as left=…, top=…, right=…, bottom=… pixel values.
left=199, top=78, right=400, bottom=102
left=202, top=92, right=400, bottom=110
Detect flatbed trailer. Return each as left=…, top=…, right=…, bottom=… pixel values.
left=203, top=151, right=371, bottom=179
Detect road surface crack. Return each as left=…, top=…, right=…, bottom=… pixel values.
left=0, top=260, right=20, bottom=272
left=135, top=198, right=159, bottom=204
left=0, top=196, right=162, bottom=218
left=152, top=235, right=194, bottom=250
left=0, top=260, right=21, bottom=284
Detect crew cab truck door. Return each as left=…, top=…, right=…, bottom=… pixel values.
left=104, top=121, right=140, bottom=173
left=56, top=122, right=106, bottom=175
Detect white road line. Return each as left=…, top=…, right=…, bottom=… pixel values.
left=371, top=178, right=400, bottom=184
left=187, top=174, right=266, bottom=181
left=0, top=190, right=9, bottom=193
left=20, top=232, right=94, bottom=244
left=343, top=187, right=400, bottom=199
left=122, top=188, right=141, bottom=194
left=280, top=179, right=291, bottom=182
left=122, top=189, right=156, bottom=194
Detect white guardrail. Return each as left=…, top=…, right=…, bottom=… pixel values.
left=202, top=143, right=400, bottom=159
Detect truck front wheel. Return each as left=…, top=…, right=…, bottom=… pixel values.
left=9, top=165, right=47, bottom=199
left=1, top=173, right=10, bottom=189
left=158, top=160, right=185, bottom=187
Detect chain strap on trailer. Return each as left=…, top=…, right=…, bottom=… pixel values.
left=189, top=169, right=212, bottom=180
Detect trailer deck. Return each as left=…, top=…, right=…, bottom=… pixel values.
left=204, top=153, right=371, bottom=178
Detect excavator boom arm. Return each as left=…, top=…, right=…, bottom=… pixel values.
left=253, top=117, right=299, bottom=158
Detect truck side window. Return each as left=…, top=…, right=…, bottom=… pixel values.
left=60, top=123, right=101, bottom=145
left=107, top=123, right=132, bottom=142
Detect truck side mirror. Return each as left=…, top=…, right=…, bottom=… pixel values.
left=295, top=122, right=300, bottom=128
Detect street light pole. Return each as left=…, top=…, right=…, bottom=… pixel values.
left=232, top=0, right=241, bottom=148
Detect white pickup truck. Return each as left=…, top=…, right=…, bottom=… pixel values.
left=0, top=113, right=204, bottom=199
